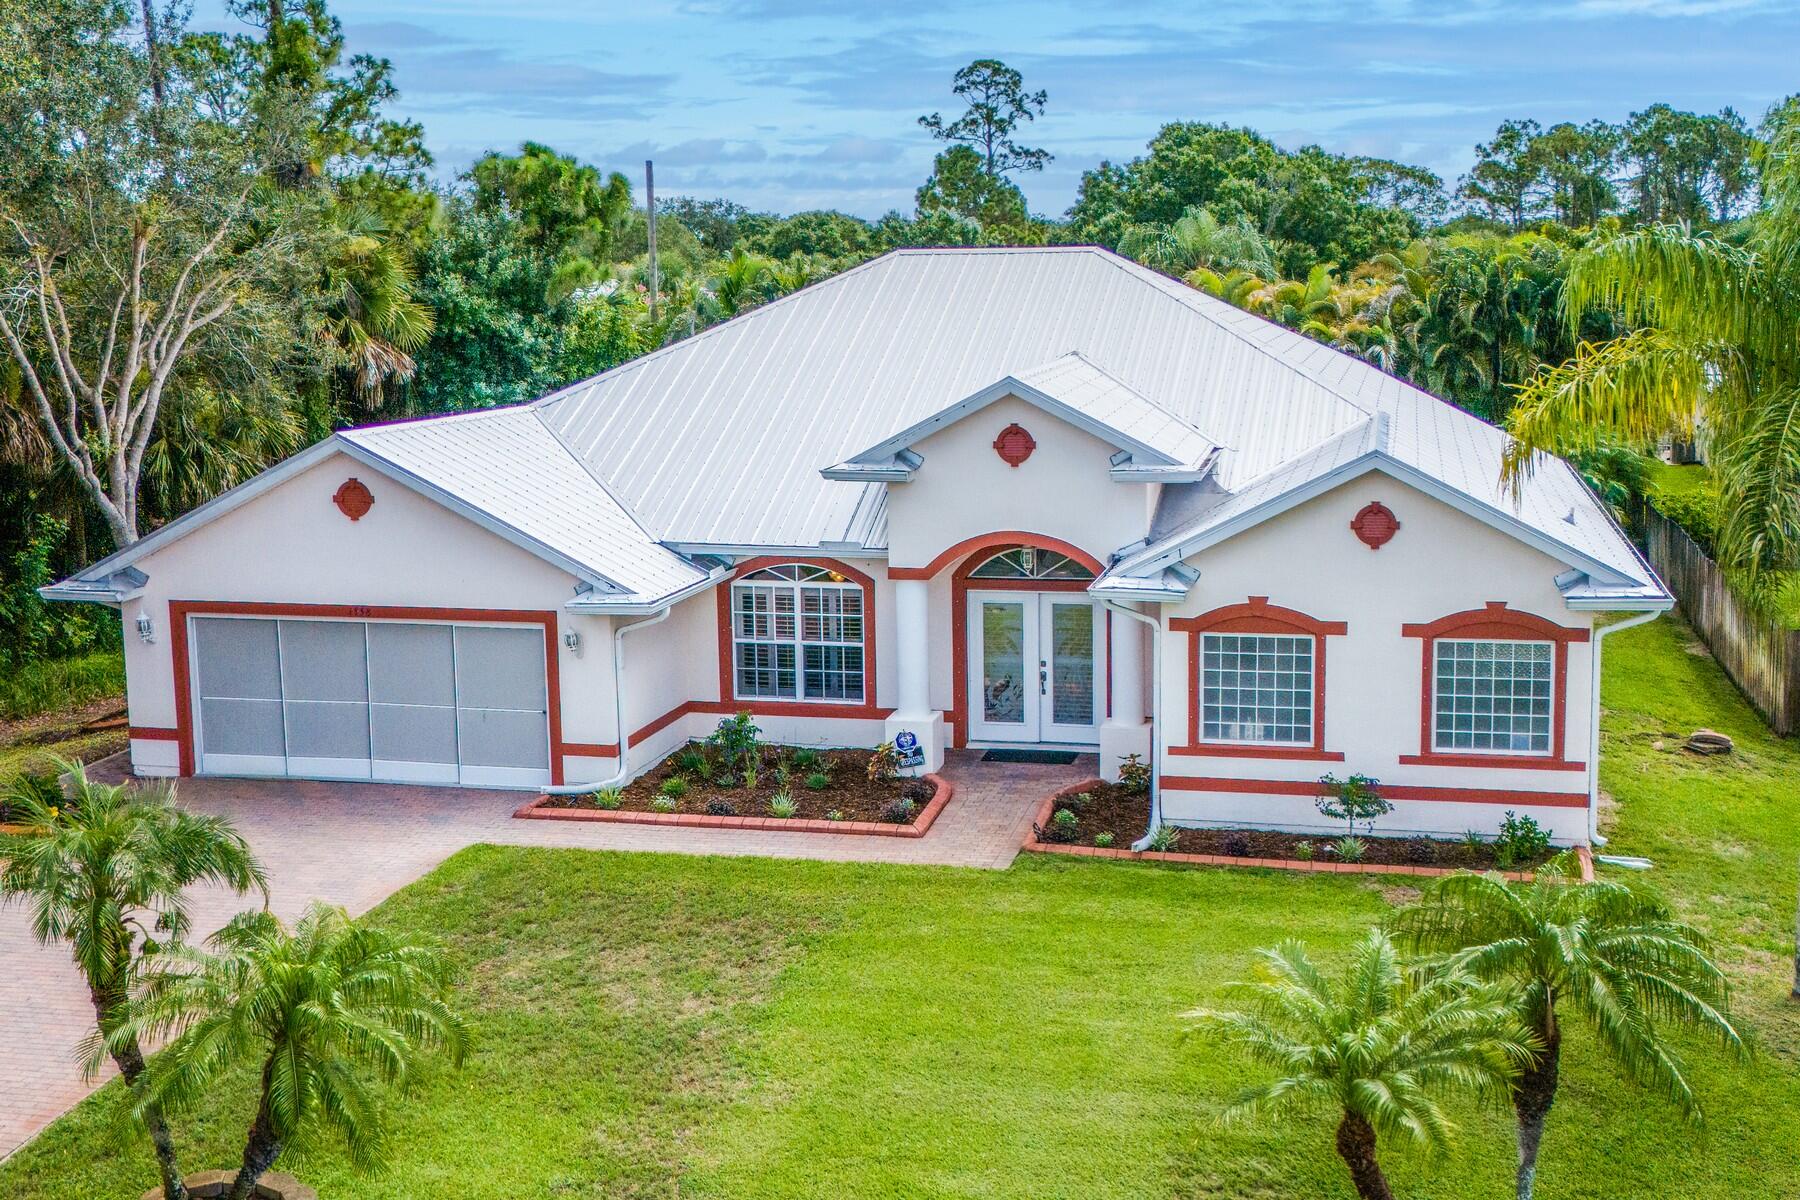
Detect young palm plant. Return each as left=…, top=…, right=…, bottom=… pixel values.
left=1189, top=929, right=1537, bottom=1200
left=1389, top=856, right=1745, bottom=1200
left=119, top=902, right=470, bottom=1200
left=1505, top=102, right=1800, bottom=601
left=0, top=761, right=266, bottom=1200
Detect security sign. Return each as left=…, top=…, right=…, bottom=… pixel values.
left=894, top=729, right=925, bottom=769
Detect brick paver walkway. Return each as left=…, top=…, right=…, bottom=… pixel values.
left=0, top=749, right=1091, bottom=1159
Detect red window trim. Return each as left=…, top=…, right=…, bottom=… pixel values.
left=715, top=555, right=886, bottom=720
left=1168, top=597, right=1348, bottom=762
left=1399, top=602, right=1589, bottom=772
left=943, top=536, right=1108, bottom=748
left=1161, top=774, right=1588, bottom=808
left=167, top=600, right=566, bottom=784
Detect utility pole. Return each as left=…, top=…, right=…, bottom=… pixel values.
left=645, top=159, right=658, bottom=326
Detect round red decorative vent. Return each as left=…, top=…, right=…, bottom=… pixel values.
left=332, top=478, right=374, bottom=522
left=992, top=423, right=1036, bottom=468
left=1350, top=500, right=1399, bottom=550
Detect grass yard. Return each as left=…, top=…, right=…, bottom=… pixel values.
left=0, top=652, right=126, bottom=782
left=5, top=619, right=1800, bottom=1198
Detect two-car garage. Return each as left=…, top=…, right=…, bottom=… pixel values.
left=187, top=613, right=554, bottom=788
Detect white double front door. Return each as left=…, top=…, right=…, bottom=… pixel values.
left=967, top=592, right=1102, bottom=745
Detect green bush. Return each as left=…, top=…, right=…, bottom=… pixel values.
left=1093, top=831, right=1114, bottom=849
left=804, top=771, right=830, bottom=791
left=1117, top=754, right=1150, bottom=795
left=590, top=787, right=623, bottom=810
left=877, top=797, right=915, bottom=824
left=650, top=795, right=677, bottom=813
left=1650, top=485, right=1721, bottom=555
left=659, top=777, right=689, bottom=800
left=673, top=746, right=709, bottom=775
left=792, top=747, right=822, bottom=770
left=1494, top=810, right=1552, bottom=868
left=1147, top=825, right=1180, bottom=852
left=769, top=791, right=797, bottom=819
left=0, top=651, right=125, bottom=721
left=1330, top=835, right=1368, bottom=863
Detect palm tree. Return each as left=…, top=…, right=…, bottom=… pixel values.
left=1120, top=206, right=1278, bottom=278
left=318, top=205, right=436, bottom=397
left=708, top=248, right=777, bottom=318
left=0, top=762, right=266, bottom=1200
left=1389, top=857, right=1745, bottom=1200
left=120, top=902, right=469, bottom=1200
left=1189, top=930, right=1537, bottom=1200
left=1506, top=103, right=1800, bottom=595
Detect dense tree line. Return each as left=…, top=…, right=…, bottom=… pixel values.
left=1, top=0, right=1795, bottom=666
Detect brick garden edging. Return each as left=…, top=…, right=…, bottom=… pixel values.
left=513, top=774, right=955, bottom=839
left=1021, top=780, right=1594, bottom=882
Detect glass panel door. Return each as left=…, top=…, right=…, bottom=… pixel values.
left=1041, top=598, right=1099, bottom=742
left=968, top=594, right=1038, bottom=742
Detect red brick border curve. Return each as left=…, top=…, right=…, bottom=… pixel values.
left=513, top=774, right=955, bottom=840
left=1021, top=780, right=1592, bottom=882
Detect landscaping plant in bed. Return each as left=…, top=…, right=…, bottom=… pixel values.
left=1037, top=768, right=1557, bottom=872
left=542, top=714, right=936, bottom=825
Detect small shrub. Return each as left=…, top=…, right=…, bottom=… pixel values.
left=1494, top=810, right=1552, bottom=868
left=590, top=787, right=623, bottom=810
left=659, top=777, right=689, bottom=800
left=673, top=746, right=708, bottom=776
left=1404, top=839, right=1438, bottom=865
left=901, top=778, right=934, bottom=804
left=878, top=797, right=916, bottom=824
left=1034, top=806, right=1079, bottom=844
left=1062, top=791, right=1091, bottom=812
left=1460, top=830, right=1487, bottom=860
left=707, top=711, right=763, bottom=775
left=1317, top=772, right=1389, bottom=837
left=1117, top=753, right=1150, bottom=795
left=1294, top=840, right=1315, bottom=861
left=867, top=741, right=899, bottom=783
left=650, top=795, right=677, bottom=813
left=792, top=747, right=822, bottom=770
left=1650, top=485, right=1721, bottom=555
left=804, top=771, right=831, bottom=791
left=769, top=791, right=797, bottom=819
left=742, top=763, right=759, bottom=790
left=825, top=808, right=846, bottom=822
left=1331, top=835, right=1368, bottom=863
left=712, top=771, right=740, bottom=789
left=1093, top=831, right=1115, bottom=849
left=1147, top=824, right=1180, bottom=852
left=704, top=798, right=738, bottom=817
left=1053, top=807, right=1079, bottom=835
left=1221, top=831, right=1251, bottom=857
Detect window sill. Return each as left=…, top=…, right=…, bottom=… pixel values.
left=1170, top=744, right=1345, bottom=761
left=1398, top=752, right=1586, bottom=772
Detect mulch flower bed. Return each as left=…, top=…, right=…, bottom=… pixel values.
left=1032, top=780, right=1557, bottom=872
left=520, top=744, right=952, bottom=837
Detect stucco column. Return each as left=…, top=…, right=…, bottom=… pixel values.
left=1100, top=603, right=1151, bottom=781
left=884, top=577, right=945, bottom=774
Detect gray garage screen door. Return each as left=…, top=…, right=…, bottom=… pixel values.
left=191, top=616, right=550, bottom=787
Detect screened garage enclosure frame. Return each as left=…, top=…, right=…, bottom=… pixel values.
left=176, top=603, right=559, bottom=788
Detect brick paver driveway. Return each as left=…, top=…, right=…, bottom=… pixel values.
left=1, top=749, right=1092, bottom=1159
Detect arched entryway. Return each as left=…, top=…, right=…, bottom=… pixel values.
left=947, top=538, right=1107, bottom=749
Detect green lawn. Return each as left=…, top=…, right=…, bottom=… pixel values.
left=4, top=619, right=1800, bottom=1198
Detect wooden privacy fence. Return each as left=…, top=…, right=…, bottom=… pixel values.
left=1645, top=508, right=1800, bottom=734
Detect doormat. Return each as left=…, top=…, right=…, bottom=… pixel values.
left=981, top=749, right=1079, bottom=765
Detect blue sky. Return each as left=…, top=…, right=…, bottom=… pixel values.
left=194, top=0, right=1799, bottom=218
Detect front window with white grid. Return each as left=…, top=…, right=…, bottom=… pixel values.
left=732, top=565, right=864, bottom=702
left=1432, top=639, right=1553, bottom=754
left=1200, top=633, right=1315, bottom=744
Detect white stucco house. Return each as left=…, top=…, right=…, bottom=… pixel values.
left=47, top=246, right=1670, bottom=844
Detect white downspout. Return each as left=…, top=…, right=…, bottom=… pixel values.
left=541, top=607, right=672, bottom=795
left=1104, top=599, right=1164, bottom=851
left=1585, top=609, right=1664, bottom=845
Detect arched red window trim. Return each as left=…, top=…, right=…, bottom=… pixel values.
left=1399, top=602, right=1589, bottom=772
left=714, top=556, right=887, bottom=720
left=890, top=531, right=1104, bottom=581
left=1168, top=597, right=1347, bottom=761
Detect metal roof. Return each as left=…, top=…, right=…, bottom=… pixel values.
left=827, top=351, right=1218, bottom=481
left=533, top=246, right=1658, bottom=599
left=342, top=407, right=709, bottom=604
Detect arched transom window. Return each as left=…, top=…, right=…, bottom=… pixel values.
left=968, top=548, right=1096, bottom=581
left=731, top=564, right=865, bottom=702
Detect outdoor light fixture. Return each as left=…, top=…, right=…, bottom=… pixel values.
left=135, top=614, right=155, bottom=644
left=563, top=629, right=582, bottom=655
